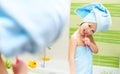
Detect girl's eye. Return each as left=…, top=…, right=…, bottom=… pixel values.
left=91, top=30, right=95, bottom=33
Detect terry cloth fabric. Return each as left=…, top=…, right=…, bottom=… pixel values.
left=75, top=3, right=112, bottom=32
left=0, top=0, right=70, bottom=57
left=74, top=46, right=92, bottom=74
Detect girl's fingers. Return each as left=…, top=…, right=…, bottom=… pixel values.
left=16, top=57, right=19, bottom=64
left=84, top=37, right=90, bottom=45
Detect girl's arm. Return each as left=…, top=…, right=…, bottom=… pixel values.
left=68, top=36, right=77, bottom=74
left=0, top=55, right=8, bottom=74
left=89, top=35, right=98, bottom=54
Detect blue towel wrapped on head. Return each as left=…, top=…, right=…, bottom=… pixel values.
left=75, top=3, right=112, bottom=32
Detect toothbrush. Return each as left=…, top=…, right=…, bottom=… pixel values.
left=84, top=34, right=88, bottom=50
left=16, top=56, right=19, bottom=64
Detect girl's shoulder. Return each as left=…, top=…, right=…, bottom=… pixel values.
left=71, top=32, right=79, bottom=40
left=70, top=32, right=81, bottom=44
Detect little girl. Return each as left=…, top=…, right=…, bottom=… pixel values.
left=69, top=3, right=111, bottom=74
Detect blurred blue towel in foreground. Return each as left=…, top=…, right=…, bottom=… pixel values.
left=0, top=0, right=70, bottom=57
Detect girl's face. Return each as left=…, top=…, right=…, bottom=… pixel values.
left=80, top=22, right=97, bottom=36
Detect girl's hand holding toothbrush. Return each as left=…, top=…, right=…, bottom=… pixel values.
left=83, top=36, right=90, bottom=50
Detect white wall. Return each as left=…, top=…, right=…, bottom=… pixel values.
left=44, top=21, right=70, bottom=61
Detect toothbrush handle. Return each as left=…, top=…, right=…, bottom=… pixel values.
left=16, top=56, right=19, bottom=64
left=84, top=34, right=88, bottom=50
left=86, top=44, right=88, bottom=50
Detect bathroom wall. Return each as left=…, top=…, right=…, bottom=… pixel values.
left=71, top=0, right=120, bottom=4
left=43, top=21, right=70, bottom=61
